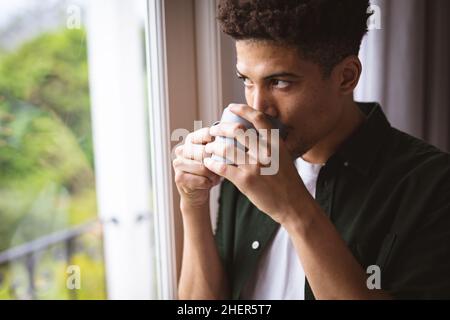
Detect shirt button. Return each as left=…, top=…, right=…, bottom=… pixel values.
left=251, top=241, right=260, bottom=250
left=344, top=161, right=349, bottom=167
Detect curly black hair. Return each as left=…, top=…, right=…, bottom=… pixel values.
left=217, top=0, right=372, bottom=75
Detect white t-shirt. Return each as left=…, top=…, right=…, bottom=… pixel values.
left=240, top=157, right=325, bottom=300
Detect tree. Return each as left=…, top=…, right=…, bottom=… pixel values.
left=0, top=28, right=96, bottom=251
left=0, top=28, right=93, bottom=166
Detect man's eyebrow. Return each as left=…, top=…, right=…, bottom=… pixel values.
left=236, top=70, right=301, bottom=80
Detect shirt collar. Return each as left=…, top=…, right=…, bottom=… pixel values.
left=330, top=102, right=392, bottom=176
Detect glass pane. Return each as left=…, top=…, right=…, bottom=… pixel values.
left=0, top=0, right=106, bottom=299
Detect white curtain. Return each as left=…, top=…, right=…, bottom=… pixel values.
left=355, top=0, right=450, bottom=152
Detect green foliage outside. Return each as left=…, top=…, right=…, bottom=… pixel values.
left=0, top=27, right=106, bottom=299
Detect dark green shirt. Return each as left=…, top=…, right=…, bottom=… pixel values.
left=214, top=102, right=450, bottom=300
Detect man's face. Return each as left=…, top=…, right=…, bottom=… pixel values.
left=236, top=40, right=344, bottom=159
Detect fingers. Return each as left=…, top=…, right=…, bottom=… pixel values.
left=176, top=143, right=210, bottom=161
left=207, top=125, right=277, bottom=166
left=209, top=117, right=281, bottom=154
left=205, top=139, right=276, bottom=167
left=173, top=126, right=221, bottom=192
left=173, top=157, right=220, bottom=183
left=205, top=139, right=254, bottom=166
left=186, top=127, right=214, bottom=144
left=175, top=127, right=215, bottom=161
left=174, top=170, right=218, bottom=191
left=203, top=157, right=243, bottom=185
left=209, top=121, right=248, bottom=140
left=209, top=122, right=254, bottom=150
left=229, top=104, right=273, bottom=131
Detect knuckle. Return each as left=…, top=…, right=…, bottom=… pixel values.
left=208, top=173, right=219, bottom=182
left=199, top=127, right=209, bottom=135
left=183, top=144, right=195, bottom=158
left=174, top=171, right=185, bottom=184
left=200, top=166, right=210, bottom=177
left=175, top=145, right=183, bottom=156
left=200, top=178, right=211, bottom=188
left=232, top=123, right=246, bottom=134
left=217, top=162, right=227, bottom=176
left=172, top=158, right=180, bottom=168
left=199, top=128, right=209, bottom=141
left=191, top=127, right=211, bottom=143
left=253, top=112, right=265, bottom=122
left=228, top=103, right=243, bottom=111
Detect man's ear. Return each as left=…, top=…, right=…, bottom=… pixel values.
left=334, top=56, right=362, bottom=95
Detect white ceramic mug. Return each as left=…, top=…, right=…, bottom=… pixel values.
left=210, top=106, right=287, bottom=164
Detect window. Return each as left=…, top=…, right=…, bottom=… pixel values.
left=0, top=0, right=242, bottom=300
left=0, top=0, right=157, bottom=300
left=0, top=0, right=105, bottom=299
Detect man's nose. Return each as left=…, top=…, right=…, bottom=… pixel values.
left=251, top=87, right=277, bottom=117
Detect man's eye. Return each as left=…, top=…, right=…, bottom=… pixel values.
left=271, top=80, right=290, bottom=89
left=239, top=77, right=251, bottom=86
left=239, top=76, right=253, bottom=87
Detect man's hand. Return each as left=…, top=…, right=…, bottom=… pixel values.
left=173, top=127, right=221, bottom=210
left=174, top=127, right=230, bottom=300
left=203, top=104, right=310, bottom=224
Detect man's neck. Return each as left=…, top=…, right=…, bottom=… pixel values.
left=302, top=100, right=366, bottom=164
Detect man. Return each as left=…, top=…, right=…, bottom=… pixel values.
left=173, top=0, right=450, bottom=300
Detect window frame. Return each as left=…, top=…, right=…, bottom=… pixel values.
left=145, top=0, right=227, bottom=299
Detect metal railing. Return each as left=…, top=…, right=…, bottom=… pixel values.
left=0, top=220, right=101, bottom=300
